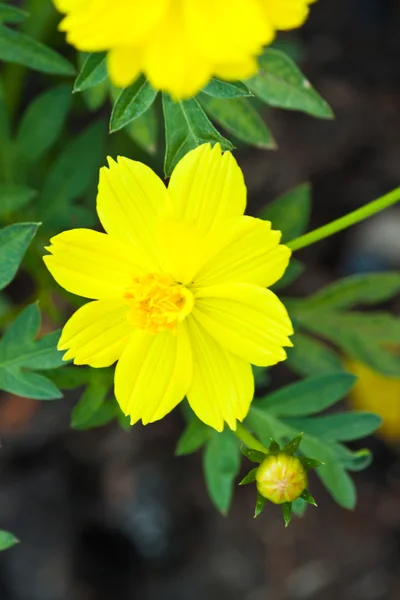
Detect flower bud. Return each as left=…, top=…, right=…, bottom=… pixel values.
left=256, top=452, right=308, bottom=505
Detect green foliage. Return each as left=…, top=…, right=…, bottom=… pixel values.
left=202, top=79, right=251, bottom=99
left=162, top=94, right=233, bottom=176
left=73, top=52, right=108, bottom=92
left=0, top=303, right=63, bottom=400
left=0, top=530, right=19, bottom=551
left=247, top=49, right=333, bottom=119
left=246, top=372, right=380, bottom=509
left=0, top=184, right=37, bottom=217
left=70, top=372, right=110, bottom=429
left=126, top=106, right=158, bottom=154
left=259, top=183, right=312, bottom=242
left=16, top=85, right=72, bottom=161
left=203, top=429, right=241, bottom=514
left=0, top=222, right=39, bottom=290
left=0, top=24, right=75, bottom=75
left=199, top=95, right=276, bottom=149
left=0, top=3, right=28, bottom=24
left=175, top=416, right=210, bottom=455
left=110, top=78, right=158, bottom=133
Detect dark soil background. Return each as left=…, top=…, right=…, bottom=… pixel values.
left=1, top=0, right=400, bottom=598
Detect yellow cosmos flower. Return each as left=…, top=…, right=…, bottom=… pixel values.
left=54, top=0, right=316, bottom=98
left=44, top=143, right=293, bottom=431
left=347, top=359, right=400, bottom=442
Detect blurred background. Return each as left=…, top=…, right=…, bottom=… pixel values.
left=1, top=0, right=400, bottom=598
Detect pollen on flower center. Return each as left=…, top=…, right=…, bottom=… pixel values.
left=124, top=273, right=194, bottom=333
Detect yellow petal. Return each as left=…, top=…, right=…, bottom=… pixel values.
left=261, top=0, right=313, bottom=30
left=194, top=283, right=293, bottom=367
left=97, top=155, right=171, bottom=271
left=185, top=0, right=268, bottom=62
left=59, top=300, right=130, bottom=367
left=186, top=317, right=254, bottom=431
left=143, top=6, right=211, bottom=99
left=195, top=216, right=291, bottom=288
left=115, top=325, right=192, bottom=425
left=58, top=0, right=169, bottom=51
left=214, top=56, right=260, bottom=81
left=107, top=46, right=142, bottom=88
left=44, top=228, right=142, bottom=299
left=168, top=143, right=246, bottom=235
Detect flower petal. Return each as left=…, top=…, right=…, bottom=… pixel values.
left=59, top=300, right=130, bottom=367
left=186, top=317, right=254, bottom=431
left=107, top=46, right=142, bottom=88
left=44, top=228, right=142, bottom=299
left=261, top=0, right=313, bottom=30
left=168, top=143, right=246, bottom=235
left=194, top=283, right=293, bottom=367
left=214, top=57, right=260, bottom=81
left=97, top=155, right=171, bottom=271
left=115, top=325, right=192, bottom=425
left=195, top=216, right=291, bottom=287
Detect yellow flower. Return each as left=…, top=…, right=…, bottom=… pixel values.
left=44, top=143, right=293, bottom=431
left=54, top=0, right=316, bottom=99
left=347, top=359, right=400, bottom=442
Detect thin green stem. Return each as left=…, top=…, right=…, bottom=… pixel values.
left=287, top=186, right=400, bottom=252
left=234, top=423, right=269, bottom=454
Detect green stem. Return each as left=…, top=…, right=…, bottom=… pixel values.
left=287, top=186, right=400, bottom=252
left=234, top=423, right=269, bottom=454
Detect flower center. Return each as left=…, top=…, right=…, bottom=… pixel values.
left=124, top=273, right=194, bottom=334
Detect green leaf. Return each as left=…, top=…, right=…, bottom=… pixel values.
left=202, top=78, right=251, bottom=99
left=0, top=530, right=19, bottom=551
left=71, top=375, right=109, bottom=429
left=282, top=433, right=303, bottom=455
left=72, top=399, right=119, bottom=430
left=338, top=447, right=373, bottom=472
left=300, top=311, right=400, bottom=377
left=175, top=417, right=210, bottom=456
left=0, top=184, right=37, bottom=216
left=286, top=332, right=344, bottom=377
left=258, top=183, right=311, bottom=242
left=0, top=304, right=63, bottom=400
left=282, top=502, right=292, bottom=526
left=0, top=3, right=28, bottom=23
left=0, top=24, right=75, bottom=75
left=285, top=412, right=382, bottom=442
left=240, top=446, right=266, bottom=463
left=203, top=430, right=241, bottom=514
left=44, top=366, right=92, bottom=390
left=300, top=489, right=317, bottom=506
left=200, top=94, right=275, bottom=149
left=16, top=84, right=72, bottom=161
left=291, top=497, right=307, bottom=517
left=257, top=373, right=357, bottom=416
left=126, top=105, right=158, bottom=155
left=162, top=94, right=233, bottom=176
left=254, top=492, right=267, bottom=517
left=110, top=78, right=158, bottom=132
left=239, top=467, right=258, bottom=485
left=300, top=272, right=400, bottom=312
left=271, top=258, right=305, bottom=291
left=247, top=49, right=333, bottom=119
left=0, top=222, right=39, bottom=290
left=73, top=52, right=107, bottom=92
left=38, top=119, right=106, bottom=223
left=299, top=457, right=325, bottom=470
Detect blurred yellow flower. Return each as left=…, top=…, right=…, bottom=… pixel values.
left=44, top=143, right=293, bottom=431
left=347, top=359, right=400, bottom=442
left=54, top=0, right=316, bottom=98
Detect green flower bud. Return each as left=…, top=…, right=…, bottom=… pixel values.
left=256, top=452, right=308, bottom=505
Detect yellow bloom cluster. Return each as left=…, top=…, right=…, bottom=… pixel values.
left=54, top=0, right=316, bottom=98
left=44, top=144, right=293, bottom=431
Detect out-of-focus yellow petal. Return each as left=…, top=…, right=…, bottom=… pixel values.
left=214, top=57, right=260, bottom=81
left=261, top=0, right=313, bottom=30
left=59, top=300, right=130, bottom=367
left=195, top=216, right=291, bottom=288
left=168, top=144, right=246, bottom=235
left=58, top=0, right=169, bottom=50
left=97, top=156, right=171, bottom=271
left=115, top=325, right=192, bottom=425
left=143, top=6, right=211, bottom=99
left=185, top=0, right=268, bottom=62
left=44, top=228, right=142, bottom=299
left=194, top=283, right=293, bottom=366
left=347, top=359, right=400, bottom=442
left=186, top=317, right=254, bottom=431
left=107, top=46, right=141, bottom=89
